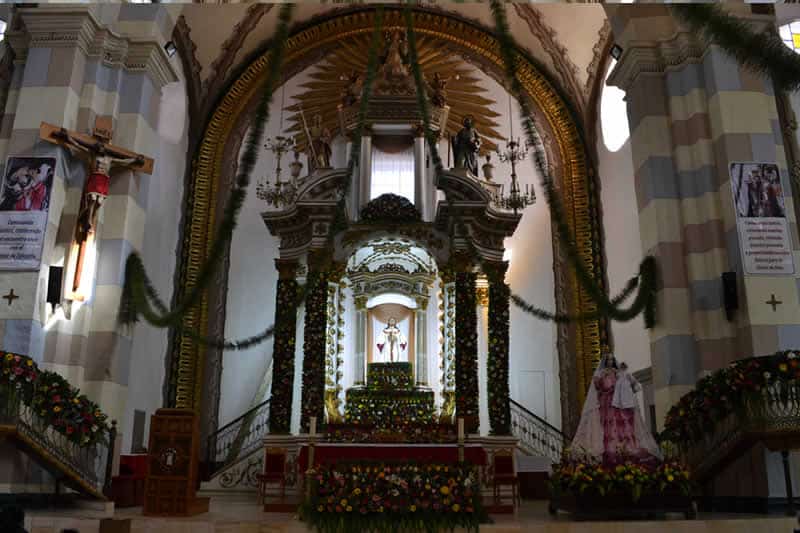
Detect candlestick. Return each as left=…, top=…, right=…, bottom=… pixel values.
left=457, top=417, right=465, bottom=442
left=310, top=416, right=317, bottom=436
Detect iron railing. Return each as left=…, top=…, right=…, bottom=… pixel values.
left=510, top=399, right=565, bottom=463
left=206, top=398, right=271, bottom=479
left=0, top=386, right=115, bottom=499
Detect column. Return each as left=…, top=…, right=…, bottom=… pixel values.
left=300, top=257, right=328, bottom=433
left=354, top=296, right=367, bottom=386
left=486, top=262, right=511, bottom=435
left=414, top=296, right=428, bottom=386
left=268, top=259, right=299, bottom=434
left=413, top=124, right=427, bottom=220
left=346, top=135, right=359, bottom=220
left=453, top=255, right=479, bottom=434
left=357, top=128, right=372, bottom=219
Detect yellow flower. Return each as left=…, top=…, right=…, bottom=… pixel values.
left=667, top=475, right=674, bottom=482
left=26, top=360, right=33, bottom=366
left=317, top=505, right=324, bottom=512
left=353, top=488, right=361, bottom=495
left=440, top=486, right=450, bottom=495
left=452, top=504, right=461, bottom=512
left=624, top=474, right=633, bottom=481
left=340, top=499, right=348, bottom=507
left=53, top=406, right=62, bottom=413
left=780, top=363, right=789, bottom=372
left=4, top=354, right=12, bottom=361
left=346, top=506, right=352, bottom=512
left=425, top=484, right=431, bottom=490
left=410, top=505, right=417, bottom=512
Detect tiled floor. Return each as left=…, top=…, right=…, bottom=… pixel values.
left=22, top=497, right=799, bottom=532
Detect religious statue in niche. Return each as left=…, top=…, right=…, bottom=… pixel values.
left=375, top=30, right=415, bottom=96
left=309, top=114, right=332, bottom=171
left=375, top=317, right=407, bottom=363
left=452, top=116, right=481, bottom=176
left=427, top=72, right=454, bottom=108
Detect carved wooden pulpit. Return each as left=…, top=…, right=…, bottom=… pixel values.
left=143, top=408, right=209, bottom=516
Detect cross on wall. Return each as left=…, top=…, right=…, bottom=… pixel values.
left=766, top=294, right=783, bottom=312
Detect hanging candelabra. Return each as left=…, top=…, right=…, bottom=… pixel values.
left=493, top=96, right=536, bottom=213
left=256, top=84, right=303, bottom=208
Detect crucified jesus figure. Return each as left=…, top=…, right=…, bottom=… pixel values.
left=53, top=127, right=144, bottom=244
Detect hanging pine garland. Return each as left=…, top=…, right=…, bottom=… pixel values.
left=268, top=278, right=299, bottom=434
left=454, top=272, right=480, bottom=434
left=486, top=268, right=511, bottom=436
left=301, top=271, right=329, bottom=433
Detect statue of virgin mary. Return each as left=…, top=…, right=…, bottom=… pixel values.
left=570, top=351, right=662, bottom=465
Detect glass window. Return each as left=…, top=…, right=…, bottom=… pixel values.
left=370, top=143, right=415, bottom=202
left=781, top=22, right=800, bottom=53
left=600, top=58, right=630, bottom=153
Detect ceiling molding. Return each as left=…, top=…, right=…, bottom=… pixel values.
left=513, top=4, right=586, bottom=115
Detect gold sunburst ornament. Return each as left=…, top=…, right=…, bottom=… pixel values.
left=286, top=29, right=504, bottom=157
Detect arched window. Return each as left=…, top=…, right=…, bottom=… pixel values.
left=780, top=22, right=800, bottom=53
left=0, top=20, right=7, bottom=42
left=600, top=58, right=630, bottom=152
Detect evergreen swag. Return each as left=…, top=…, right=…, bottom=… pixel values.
left=454, top=273, right=479, bottom=433
left=360, top=194, right=422, bottom=225
left=487, top=274, right=511, bottom=435
left=301, top=272, right=329, bottom=433
left=268, top=278, right=299, bottom=434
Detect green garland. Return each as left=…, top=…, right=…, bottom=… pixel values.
left=454, top=272, right=479, bottom=434
left=486, top=269, right=510, bottom=436
left=671, top=5, right=800, bottom=93
left=301, top=271, right=329, bottom=433
left=268, top=278, right=299, bottom=434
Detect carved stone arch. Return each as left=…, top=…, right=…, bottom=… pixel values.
left=171, top=6, right=606, bottom=440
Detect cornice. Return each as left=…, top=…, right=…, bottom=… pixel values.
left=7, top=6, right=178, bottom=89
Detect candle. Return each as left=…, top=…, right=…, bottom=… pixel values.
left=310, top=416, right=317, bottom=436
left=457, top=417, right=464, bottom=441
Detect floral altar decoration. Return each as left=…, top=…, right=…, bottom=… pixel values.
left=661, top=350, right=800, bottom=447
left=1, top=351, right=110, bottom=447
left=359, top=193, right=422, bottom=225
left=550, top=452, right=692, bottom=502
left=326, top=423, right=457, bottom=444
left=300, top=462, right=487, bottom=533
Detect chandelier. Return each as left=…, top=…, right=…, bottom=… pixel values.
left=493, top=97, right=535, bottom=213
left=256, top=135, right=300, bottom=208
left=256, top=85, right=303, bottom=208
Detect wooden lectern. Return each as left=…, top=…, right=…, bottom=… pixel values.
left=143, top=409, right=209, bottom=516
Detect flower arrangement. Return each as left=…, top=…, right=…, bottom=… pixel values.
left=326, top=423, right=457, bottom=444
left=367, top=363, right=414, bottom=391
left=487, top=272, right=510, bottom=435
left=301, top=272, right=329, bottom=432
left=344, top=389, right=436, bottom=428
left=1, top=352, right=110, bottom=447
left=455, top=272, right=479, bottom=433
left=550, top=454, right=692, bottom=502
left=359, top=193, right=422, bottom=225
left=300, top=462, right=487, bottom=533
left=269, top=278, right=299, bottom=433
left=661, top=350, right=800, bottom=447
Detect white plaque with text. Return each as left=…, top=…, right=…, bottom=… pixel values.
left=730, top=162, right=795, bottom=275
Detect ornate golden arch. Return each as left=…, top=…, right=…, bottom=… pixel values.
left=171, top=7, right=604, bottom=435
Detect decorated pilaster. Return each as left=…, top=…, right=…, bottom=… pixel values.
left=453, top=254, right=479, bottom=434
left=0, top=5, right=177, bottom=427
left=414, top=295, right=428, bottom=386
left=268, top=259, right=299, bottom=434
left=413, top=124, right=427, bottom=219
left=300, top=252, right=329, bottom=433
left=357, top=127, right=373, bottom=218
left=354, top=295, right=368, bottom=386
left=485, top=261, right=511, bottom=435
left=607, top=4, right=800, bottom=425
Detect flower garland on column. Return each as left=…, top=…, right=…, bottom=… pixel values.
left=301, top=269, right=329, bottom=432
left=486, top=263, right=511, bottom=436
left=268, top=271, right=299, bottom=434
left=454, top=270, right=479, bottom=434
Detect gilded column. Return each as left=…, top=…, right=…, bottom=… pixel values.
left=413, top=124, right=427, bottom=219
left=268, top=259, right=299, bottom=434
left=300, top=254, right=329, bottom=433
left=485, top=261, right=511, bottom=435
left=354, top=296, right=368, bottom=386
left=453, top=255, right=479, bottom=434
left=414, top=296, right=428, bottom=387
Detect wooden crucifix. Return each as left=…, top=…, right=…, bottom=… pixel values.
left=39, top=118, right=154, bottom=293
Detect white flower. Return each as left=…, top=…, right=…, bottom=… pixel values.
left=789, top=352, right=797, bottom=360
left=764, top=371, right=771, bottom=379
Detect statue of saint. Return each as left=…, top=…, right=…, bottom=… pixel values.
left=375, top=317, right=407, bottom=363
left=309, top=114, right=332, bottom=171
left=340, top=70, right=363, bottom=107
left=452, top=116, right=481, bottom=176
left=53, top=127, right=144, bottom=243
left=428, top=72, right=449, bottom=107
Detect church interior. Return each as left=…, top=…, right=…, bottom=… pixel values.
left=3, top=2, right=800, bottom=532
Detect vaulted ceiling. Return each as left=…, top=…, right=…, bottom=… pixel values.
left=175, top=3, right=611, bottom=133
